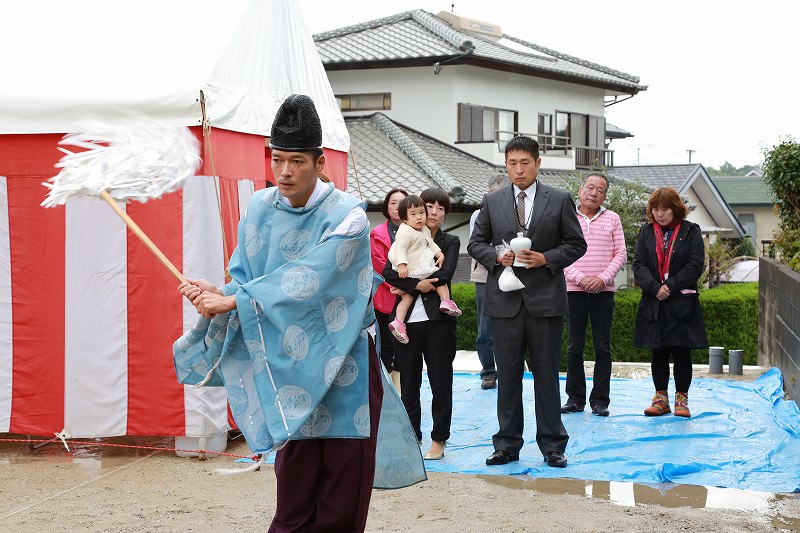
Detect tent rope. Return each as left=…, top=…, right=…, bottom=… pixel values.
left=349, top=148, right=364, bottom=201
left=200, top=91, right=231, bottom=281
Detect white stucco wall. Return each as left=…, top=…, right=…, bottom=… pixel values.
left=327, top=64, right=607, bottom=168
left=735, top=206, right=779, bottom=255
left=684, top=187, right=718, bottom=229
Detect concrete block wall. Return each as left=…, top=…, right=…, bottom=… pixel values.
left=759, top=257, right=800, bottom=406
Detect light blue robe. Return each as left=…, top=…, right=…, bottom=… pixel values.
left=174, top=183, right=425, bottom=489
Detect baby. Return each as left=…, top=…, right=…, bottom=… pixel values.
left=387, top=195, right=461, bottom=344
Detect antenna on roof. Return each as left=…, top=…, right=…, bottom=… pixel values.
left=451, top=3, right=455, bottom=12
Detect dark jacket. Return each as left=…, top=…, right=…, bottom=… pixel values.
left=632, top=220, right=708, bottom=349
left=467, top=182, right=586, bottom=318
left=382, top=229, right=460, bottom=322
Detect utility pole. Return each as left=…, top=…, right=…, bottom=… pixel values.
left=686, top=149, right=695, bottom=163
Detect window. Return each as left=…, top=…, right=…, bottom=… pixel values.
left=538, top=113, right=552, bottom=147
left=457, top=103, right=518, bottom=143
left=737, top=213, right=757, bottom=247
left=554, top=111, right=604, bottom=148
left=336, top=93, right=391, bottom=111
left=555, top=111, right=570, bottom=146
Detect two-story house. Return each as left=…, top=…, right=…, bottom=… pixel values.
left=314, top=9, right=650, bottom=259
left=314, top=9, right=646, bottom=171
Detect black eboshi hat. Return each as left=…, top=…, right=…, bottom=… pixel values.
left=269, top=94, right=323, bottom=151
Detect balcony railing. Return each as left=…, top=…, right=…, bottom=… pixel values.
left=573, top=145, right=614, bottom=169
left=496, top=130, right=614, bottom=169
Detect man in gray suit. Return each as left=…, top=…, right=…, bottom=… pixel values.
left=468, top=136, right=586, bottom=468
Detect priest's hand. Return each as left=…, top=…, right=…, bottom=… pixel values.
left=194, top=292, right=237, bottom=318
left=186, top=278, right=222, bottom=295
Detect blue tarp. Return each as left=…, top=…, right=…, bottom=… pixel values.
left=417, top=368, right=800, bottom=493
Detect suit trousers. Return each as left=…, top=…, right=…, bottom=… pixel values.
left=395, top=319, right=456, bottom=442
left=492, top=309, right=568, bottom=456
left=565, top=291, right=614, bottom=409
left=475, top=282, right=497, bottom=379
left=268, top=335, right=382, bottom=533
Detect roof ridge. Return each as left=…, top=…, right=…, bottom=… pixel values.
left=500, top=34, right=640, bottom=84
left=313, top=10, right=416, bottom=41
left=613, top=164, right=698, bottom=169
left=370, top=113, right=464, bottom=199
left=411, top=10, right=474, bottom=51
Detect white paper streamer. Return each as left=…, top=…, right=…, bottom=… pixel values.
left=42, top=123, right=201, bottom=207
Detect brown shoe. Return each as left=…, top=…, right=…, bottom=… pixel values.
left=674, top=392, right=691, bottom=418
left=644, top=390, right=671, bottom=416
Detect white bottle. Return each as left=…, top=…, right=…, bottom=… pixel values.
left=509, top=232, right=531, bottom=267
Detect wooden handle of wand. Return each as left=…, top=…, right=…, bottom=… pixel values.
left=99, top=190, right=188, bottom=285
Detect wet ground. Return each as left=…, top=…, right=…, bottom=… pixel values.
left=1, top=433, right=798, bottom=531
left=1, top=355, right=797, bottom=531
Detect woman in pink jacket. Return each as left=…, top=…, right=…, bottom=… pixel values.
left=370, top=188, right=408, bottom=376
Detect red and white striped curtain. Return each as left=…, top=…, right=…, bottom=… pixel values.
left=0, top=173, right=263, bottom=438
left=0, top=129, right=348, bottom=439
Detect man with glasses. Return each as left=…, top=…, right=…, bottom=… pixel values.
left=561, top=174, right=627, bottom=417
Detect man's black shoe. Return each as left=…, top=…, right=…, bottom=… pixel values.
left=485, top=450, right=519, bottom=465
left=592, top=405, right=610, bottom=417
left=481, top=376, right=497, bottom=390
left=544, top=451, right=567, bottom=468
left=560, top=401, right=584, bottom=414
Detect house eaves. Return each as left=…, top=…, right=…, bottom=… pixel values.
left=606, top=122, right=634, bottom=140
left=688, top=167, right=747, bottom=237
left=609, top=164, right=746, bottom=237
left=346, top=113, right=597, bottom=210
left=314, top=10, right=647, bottom=96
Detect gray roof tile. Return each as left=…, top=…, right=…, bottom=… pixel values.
left=345, top=113, right=595, bottom=208
left=609, top=164, right=700, bottom=192
left=315, top=10, right=646, bottom=93
left=711, top=177, right=776, bottom=206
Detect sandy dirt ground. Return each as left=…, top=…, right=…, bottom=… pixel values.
left=0, top=435, right=798, bottom=533
left=2, top=363, right=798, bottom=532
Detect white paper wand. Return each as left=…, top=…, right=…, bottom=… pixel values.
left=41, top=123, right=202, bottom=284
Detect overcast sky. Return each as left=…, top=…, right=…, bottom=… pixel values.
left=297, top=0, right=800, bottom=169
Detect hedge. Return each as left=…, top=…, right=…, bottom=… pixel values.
left=452, top=282, right=759, bottom=366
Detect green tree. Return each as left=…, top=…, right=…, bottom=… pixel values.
left=762, top=138, right=800, bottom=270
left=719, top=161, right=738, bottom=175
left=706, top=162, right=761, bottom=176
left=726, top=236, right=756, bottom=258
left=705, top=232, right=731, bottom=288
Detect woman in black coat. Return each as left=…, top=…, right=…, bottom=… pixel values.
left=633, top=187, right=708, bottom=418
left=382, top=187, right=458, bottom=461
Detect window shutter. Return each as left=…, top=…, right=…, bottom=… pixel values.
left=471, top=106, right=483, bottom=141
left=458, top=104, right=485, bottom=141
left=458, top=103, right=471, bottom=141
left=589, top=115, right=606, bottom=148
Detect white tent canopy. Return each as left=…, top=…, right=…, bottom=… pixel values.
left=0, top=0, right=349, bottom=152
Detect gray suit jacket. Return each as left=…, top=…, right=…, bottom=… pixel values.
left=467, top=182, right=587, bottom=318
